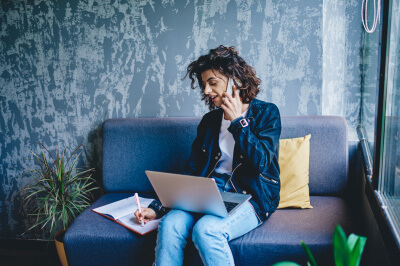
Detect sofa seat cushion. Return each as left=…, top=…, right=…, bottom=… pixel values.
left=64, top=193, right=157, bottom=266
left=229, top=196, right=354, bottom=266
left=65, top=194, right=353, bottom=266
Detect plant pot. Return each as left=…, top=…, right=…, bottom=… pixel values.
left=55, top=229, right=68, bottom=266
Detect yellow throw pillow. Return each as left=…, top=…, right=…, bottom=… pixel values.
left=277, top=134, right=313, bottom=209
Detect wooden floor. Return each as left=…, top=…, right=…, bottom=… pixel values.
left=0, top=239, right=61, bottom=266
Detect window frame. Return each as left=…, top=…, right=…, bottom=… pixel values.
left=366, top=0, right=400, bottom=262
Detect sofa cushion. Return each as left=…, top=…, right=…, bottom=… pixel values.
left=278, top=134, right=312, bottom=209
left=102, top=118, right=201, bottom=193
left=65, top=194, right=354, bottom=266
left=229, top=196, right=354, bottom=266
left=280, top=116, right=348, bottom=196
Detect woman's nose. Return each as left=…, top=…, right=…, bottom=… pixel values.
left=204, top=85, right=211, bottom=94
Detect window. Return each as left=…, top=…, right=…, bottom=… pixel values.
left=376, top=0, right=400, bottom=249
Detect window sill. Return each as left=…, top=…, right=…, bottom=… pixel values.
left=358, top=125, right=400, bottom=263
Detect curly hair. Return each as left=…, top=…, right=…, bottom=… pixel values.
left=185, top=45, right=261, bottom=110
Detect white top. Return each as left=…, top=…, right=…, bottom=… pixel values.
left=215, top=109, right=248, bottom=174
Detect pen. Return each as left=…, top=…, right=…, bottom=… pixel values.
left=134, top=193, right=144, bottom=227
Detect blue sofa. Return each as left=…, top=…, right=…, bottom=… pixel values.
left=64, top=116, right=353, bottom=265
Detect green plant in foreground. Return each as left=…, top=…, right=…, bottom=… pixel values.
left=19, top=143, right=98, bottom=239
left=273, top=225, right=367, bottom=266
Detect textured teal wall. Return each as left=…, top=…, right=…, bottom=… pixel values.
left=0, top=0, right=363, bottom=239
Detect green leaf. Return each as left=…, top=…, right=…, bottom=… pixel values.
left=271, top=262, right=301, bottom=266
left=66, top=144, right=82, bottom=166
left=301, top=241, right=318, bottom=266
left=333, top=225, right=349, bottom=266
left=348, top=236, right=367, bottom=266
left=347, top=234, right=358, bottom=251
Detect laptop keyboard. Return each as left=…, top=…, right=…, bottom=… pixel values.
left=223, top=201, right=239, bottom=213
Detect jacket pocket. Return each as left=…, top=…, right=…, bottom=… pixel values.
left=259, top=174, right=280, bottom=206
left=260, top=173, right=279, bottom=185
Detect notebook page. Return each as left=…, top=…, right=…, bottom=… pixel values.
left=93, top=196, right=154, bottom=220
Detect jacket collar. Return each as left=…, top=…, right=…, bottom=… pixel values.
left=246, top=98, right=260, bottom=119
left=213, top=108, right=224, bottom=131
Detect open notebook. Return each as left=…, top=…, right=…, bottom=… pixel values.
left=92, top=195, right=161, bottom=235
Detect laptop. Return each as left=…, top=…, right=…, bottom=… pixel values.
left=145, top=170, right=252, bottom=217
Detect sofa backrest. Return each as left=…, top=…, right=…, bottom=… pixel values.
left=102, top=118, right=201, bottom=193
left=102, top=116, right=348, bottom=196
left=280, top=116, right=348, bottom=196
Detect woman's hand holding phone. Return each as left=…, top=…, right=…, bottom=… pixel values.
left=221, top=78, right=246, bottom=122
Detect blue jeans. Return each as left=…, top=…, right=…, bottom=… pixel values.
left=155, top=201, right=260, bottom=266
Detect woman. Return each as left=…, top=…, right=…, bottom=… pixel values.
left=135, top=45, right=281, bottom=266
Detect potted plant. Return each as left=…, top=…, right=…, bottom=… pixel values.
left=273, top=225, right=367, bottom=266
left=18, top=143, right=99, bottom=265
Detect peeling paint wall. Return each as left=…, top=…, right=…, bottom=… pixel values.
left=0, top=0, right=363, bottom=239
left=322, top=0, right=363, bottom=141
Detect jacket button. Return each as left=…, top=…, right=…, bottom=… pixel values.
left=202, top=149, right=206, bottom=152
left=215, top=156, right=218, bottom=160
left=218, top=152, right=221, bottom=156
left=266, top=212, right=269, bottom=217
left=240, top=155, right=243, bottom=159
left=243, top=190, right=247, bottom=194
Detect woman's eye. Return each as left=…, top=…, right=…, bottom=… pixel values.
left=210, top=83, right=216, bottom=86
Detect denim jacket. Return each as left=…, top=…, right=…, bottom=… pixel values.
left=149, top=98, right=281, bottom=223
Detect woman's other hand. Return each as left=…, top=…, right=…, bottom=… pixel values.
left=134, top=207, right=157, bottom=224
left=221, top=85, right=248, bottom=122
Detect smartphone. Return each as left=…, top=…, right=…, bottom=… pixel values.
left=227, top=78, right=234, bottom=97
left=227, top=78, right=242, bottom=97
